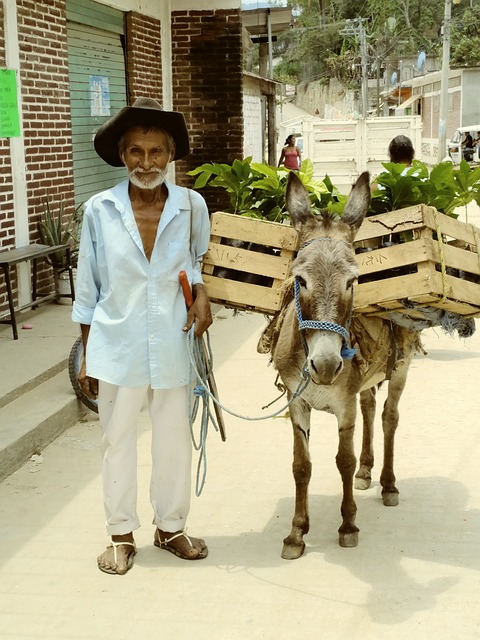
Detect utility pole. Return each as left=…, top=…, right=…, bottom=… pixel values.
left=340, top=18, right=369, bottom=118
left=438, top=0, right=452, bottom=163
left=359, top=20, right=368, bottom=118
left=376, top=56, right=381, bottom=116
left=438, top=0, right=461, bottom=162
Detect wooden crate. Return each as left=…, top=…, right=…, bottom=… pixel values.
left=202, top=212, right=298, bottom=314
left=202, top=206, right=480, bottom=318
left=354, top=204, right=480, bottom=317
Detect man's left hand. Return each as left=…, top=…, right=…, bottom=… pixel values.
left=183, top=284, right=213, bottom=337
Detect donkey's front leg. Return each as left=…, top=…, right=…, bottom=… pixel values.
left=355, top=386, right=376, bottom=490
left=336, top=404, right=359, bottom=547
left=282, top=396, right=312, bottom=560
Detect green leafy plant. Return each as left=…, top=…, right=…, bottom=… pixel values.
left=445, top=159, right=480, bottom=218
left=38, top=200, right=82, bottom=269
left=187, top=157, right=258, bottom=215
left=189, top=156, right=480, bottom=224
left=188, top=157, right=329, bottom=221
left=370, top=160, right=432, bottom=214
left=369, top=159, right=480, bottom=219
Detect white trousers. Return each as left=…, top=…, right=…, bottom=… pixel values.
left=97, top=382, right=192, bottom=536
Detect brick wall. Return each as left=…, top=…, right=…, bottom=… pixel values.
left=2, top=0, right=75, bottom=311
left=125, top=12, right=162, bottom=104
left=171, top=8, right=243, bottom=213
left=17, top=0, right=75, bottom=230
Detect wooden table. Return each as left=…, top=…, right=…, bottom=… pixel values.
left=0, top=243, right=75, bottom=340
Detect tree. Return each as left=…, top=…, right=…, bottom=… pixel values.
left=451, top=6, right=480, bottom=67
left=276, top=0, right=448, bottom=85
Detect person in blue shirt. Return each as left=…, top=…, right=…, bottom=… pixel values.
left=72, top=97, right=212, bottom=575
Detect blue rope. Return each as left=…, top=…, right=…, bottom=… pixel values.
left=186, top=327, right=311, bottom=496
left=187, top=332, right=219, bottom=497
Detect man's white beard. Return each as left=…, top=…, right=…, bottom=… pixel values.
left=128, top=167, right=168, bottom=190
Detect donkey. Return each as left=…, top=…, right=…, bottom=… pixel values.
left=258, top=171, right=421, bottom=559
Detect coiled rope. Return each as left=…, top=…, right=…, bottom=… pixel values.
left=186, top=326, right=311, bottom=496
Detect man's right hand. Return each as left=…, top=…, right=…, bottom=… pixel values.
left=77, top=357, right=99, bottom=399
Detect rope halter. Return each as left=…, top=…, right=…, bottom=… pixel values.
left=294, top=237, right=357, bottom=361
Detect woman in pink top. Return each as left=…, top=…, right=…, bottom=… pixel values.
left=278, top=134, right=302, bottom=170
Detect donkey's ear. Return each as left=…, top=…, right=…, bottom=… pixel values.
left=341, top=172, right=371, bottom=233
left=286, top=171, right=313, bottom=229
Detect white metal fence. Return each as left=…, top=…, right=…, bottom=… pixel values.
left=279, top=116, right=423, bottom=193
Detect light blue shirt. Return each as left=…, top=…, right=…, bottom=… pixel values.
left=72, top=178, right=210, bottom=388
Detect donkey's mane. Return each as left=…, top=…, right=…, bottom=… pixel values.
left=299, top=209, right=352, bottom=244
left=313, top=209, right=340, bottom=225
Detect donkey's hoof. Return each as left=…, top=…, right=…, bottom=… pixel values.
left=339, top=531, right=358, bottom=548
left=382, top=491, right=399, bottom=507
left=355, top=476, right=371, bottom=490
left=281, top=541, right=305, bottom=560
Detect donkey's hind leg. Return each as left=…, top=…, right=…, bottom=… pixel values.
left=380, top=356, right=411, bottom=507
left=355, top=386, right=376, bottom=490
left=282, top=396, right=312, bottom=560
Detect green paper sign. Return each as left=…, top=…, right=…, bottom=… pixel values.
left=0, top=69, right=20, bottom=138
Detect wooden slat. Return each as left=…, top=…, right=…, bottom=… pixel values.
left=423, top=208, right=480, bottom=246
left=203, top=274, right=283, bottom=313
left=434, top=272, right=480, bottom=307
left=356, top=239, right=428, bottom=277
left=354, top=271, right=436, bottom=309
left=353, top=304, right=381, bottom=314
left=357, top=237, right=480, bottom=280
left=210, top=212, right=298, bottom=250
left=355, top=205, right=433, bottom=243
left=427, top=237, right=480, bottom=275
left=203, top=242, right=291, bottom=279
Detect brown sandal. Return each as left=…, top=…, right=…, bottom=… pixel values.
left=154, top=530, right=208, bottom=560
left=97, top=540, right=136, bottom=575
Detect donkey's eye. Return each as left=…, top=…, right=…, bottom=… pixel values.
left=346, top=277, right=356, bottom=290
left=297, top=276, right=307, bottom=288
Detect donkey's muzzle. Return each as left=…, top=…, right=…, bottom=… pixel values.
left=309, top=353, right=344, bottom=385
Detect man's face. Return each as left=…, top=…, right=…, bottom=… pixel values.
left=121, top=127, right=175, bottom=190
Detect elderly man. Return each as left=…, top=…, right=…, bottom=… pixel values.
left=72, top=97, right=212, bottom=575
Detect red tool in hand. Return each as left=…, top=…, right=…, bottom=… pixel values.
left=178, top=270, right=226, bottom=441
left=179, top=270, right=194, bottom=309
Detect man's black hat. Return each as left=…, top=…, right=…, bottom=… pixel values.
left=94, top=97, right=190, bottom=167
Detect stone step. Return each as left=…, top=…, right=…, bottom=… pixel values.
left=0, top=359, right=68, bottom=410
left=0, top=370, right=85, bottom=482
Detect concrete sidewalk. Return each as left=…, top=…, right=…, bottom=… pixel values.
left=0, top=303, right=85, bottom=482
left=0, top=304, right=85, bottom=480
left=1, top=307, right=480, bottom=639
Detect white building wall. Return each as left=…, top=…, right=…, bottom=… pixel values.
left=243, top=93, right=264, bottom=162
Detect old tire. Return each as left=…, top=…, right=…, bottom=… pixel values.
left=68, top=337, right=98, bottom=414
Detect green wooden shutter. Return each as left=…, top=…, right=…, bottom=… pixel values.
left=67, top=0, right=127, bottom=208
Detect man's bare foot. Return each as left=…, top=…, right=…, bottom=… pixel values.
left=97, top=533, right=136, bottom=575
left=154, top=528, right=208, bottom=560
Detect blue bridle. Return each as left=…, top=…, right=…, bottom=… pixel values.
left=294, top=238, right=357, bottom=361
